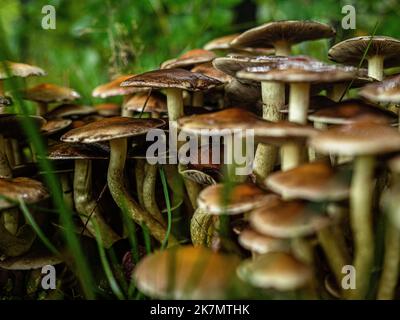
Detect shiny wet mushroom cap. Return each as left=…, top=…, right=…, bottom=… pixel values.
left=23, top=83, right=80, bottom=103
left=191, top=62, right=232, bottom=83
left=0, top=114, right=46, bottom=138
left=92, top=74, right=147, bottom=98
left=197, top=183, right=279, bottom=215
left=308, top=99, right=397, bottom=125
left=359, top=74, right=400, bottom=104
left=238, top=228, right=290, bottom=254
left=40, top=118, right=72, bottom=136
left=124, top=92, right=167, bottom=113
left=133, top=246, right=241, bottom=299
left=45, top=104, right=96, bottom=119
left=46, top=142, right=109, bottom=160
left=121, top=68, right=222, bottom=92
left=231, top=20, right=335, bottom=56
left=0, top=247, right=62, bottom=270
left=160, top=49, right=216, bottom=69
left=250, top=199, right=331, bottom=238
left=0, top=177, right=49, bottom=210
left=265, top=161, right=350, bottom=201
left=0, top=61, right=46, bottom=79
left=61, top=117, right=165, bottom=143
left=237, top=252, right=312, bottom=290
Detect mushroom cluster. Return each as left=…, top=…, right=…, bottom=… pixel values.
left=2, top=19, right=400, bottom=301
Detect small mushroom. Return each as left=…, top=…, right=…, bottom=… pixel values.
left=160, top=49, right=216, bottom=70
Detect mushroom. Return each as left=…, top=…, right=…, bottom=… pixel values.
left=124, top=91, right=167, bottom=118
left=230, top=20, right=335, bottom=56
left=94, top=103, right=120, bottom=117
left=160, top=49, right=216, bottom=70
left=92, top=74, right=146, bottom=117
left=47, top=142, right=121, bottom=248
left=328, top=36, right=400, bottom=81
left=61, top=117, right=176, bottom=245
left=45, top=104, right=96, bottom=120
left=309, top=118, right=400, bottom=299
left=133, top=245, right=242, bottom=299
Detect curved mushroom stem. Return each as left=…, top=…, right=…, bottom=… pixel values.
left=253, top=82, right=284, bottom=182
left=107, top=138, right=177, bottom=246
left=327, top=83, right=348, bottom=102
left=135, top=159, right=146, bottom=207
left=274, top=40, right=292, bottom=56
left=377, top=222, right=400, bottom=299
left=288, top=82, right=310, bottom=125
left=143, top=162, right=165, bottom=225
left=190, top=207, right=215, bottom=246
left=0, top=134, right=12, bottom=178
left=192, top=91, right=204, bottom=107
left=347, top=155, right=375, bottom=299
left=281, top=142, right=302, bottom=171
left=368, top=55, right=384, bottom=81
left=74, top=159, right=120, bottom=248
left=60, top=173, right=74, bottom=210
left=11, top=139, right=22, bottom=166
left=182, top=171, right=201, bottom=210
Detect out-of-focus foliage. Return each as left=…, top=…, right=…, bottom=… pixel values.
left=0, top=0, right=399, bottom=102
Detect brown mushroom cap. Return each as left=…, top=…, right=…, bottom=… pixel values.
left=265, top=161, right=350, bottom=201
left=388, top=154, right=400, bottom=173
left=238, top=228, right=290, bottom=254
left=160, top=49, right=216, bottom=69
left=0, top=177, right=49, bottom=210
left=309, top=118, right=400, bottom=156
left=191, top=62, right=232, bottom=83
left=23, top=83, right=80, bottom=103
left=237, top=60, right=358, bottom=83
left=231, top=20, right=335, bottom=49
left=61, top=117, right=165, bottom=143
left=0, top=61, right=46, bottom=79
left=45, top=104, right=96, bottom=119
left=92, top=75, right=147, bottom=98
left=94, top=103, right=121, bottom=117
left=41, top=118, right=72, bottom=136
left=237, top=252, right=312, bottom=290
left=46, top=142, right=109, bottom=160
left=133, top=246, right=241, bottom=299
left=197, top=183, right=279, bottom=215
left=124, top=92, right=167, bottom=113
left=250, top=199, right=331, bottom=238
left=121, top=68, right=222, bottom=92
left=328, top=36, right=400, bottom=68
left=308, top=99, right=397, bottom=125
left=0, top=247, right=62, bottom=270
left=204, top=34, right=274, bottom=55
left=0, top=114, right=46, bottom=138
left=359, top=74, right=400, bottom=104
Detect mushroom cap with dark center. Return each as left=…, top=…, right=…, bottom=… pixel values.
left=0, top=247, right=62, bottom=270
left=308, top=99, right=397, bottom=125
left=61, top=117, right=165, bottom=143
left=191, top=62, right=232, bottom=83
left=309, top=118, right=400, bottom=156
left=160, top=49, right=216, bottom=70
left=359, top=74, right=400, bottom=104
left=45, top=104, right=96, bottom=119
left=46, top=142, right=109, bottom=160
left=92, top=75, right=148, bottom=98
left=23, top=83, right=80, bottom=103
left=0, top=61, right=46, bottom=79
left=238, top=228, right=290, bottom=254
left=250, top=199, right=331, bottom=238
left=328, top=36, right=400, bottom=68
left=94, top=103, right=121, bottom=117
left=0, top=177, right=49, bottom=210
left=237, top=252, right=312, bottom=290
left=265, top=161, right=350, bottom=201
left=120, top=68, right=222, bottom=92
left=231, top=20, right=335, bottom=49
left=237, top=60, right=358, bottom=83
left=0, top=114, right=46, bottom=139
left=124, top=92, right=167, bottom=113
left=41, top=118, right=72, bottom=136
left=133, top=246, right=241, bottom=299
left=197, top=182, right=279, bottom=215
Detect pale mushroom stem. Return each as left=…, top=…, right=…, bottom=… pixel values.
left=36, top=102, right=48, bottom=116
left=347, top=155, right=375, bottom=299
left=192, top=91, right=204, bottom=107
left=274, top=40, right=292, bottom=56
left=0, top=80, right=4, bottom=96
left=121, top=94, right=133, bottom=117
left=253, top=82, right=284, bottom=182
left=190, top=207, right=214, bottom=247
left=368, top=55, right=384, bottom=81
left=288, top=82, right=310, bottom=124
left=143, top=162, right=165, bottom=225
left=0, top=134, right=12, bottom=178
left=309, top=122, right=329, bottom=162
left=107, top=138, right=177, bottom=246
left=135, top=159, right=146, bottom=207
left=281, top=142, right=302, bottom=171
left=327, top=83, right=348, bottom=102
left=377, top=223, right=400, bottom=299
left=74, top=159, right=120, bottom=248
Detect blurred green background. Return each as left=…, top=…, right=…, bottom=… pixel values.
left=1, top=0, right=399, bottom=104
